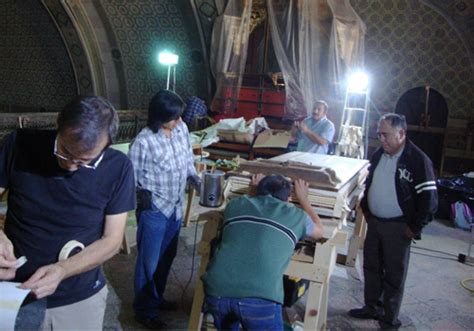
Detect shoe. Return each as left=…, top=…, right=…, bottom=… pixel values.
left=378, top=318, right=401, bottom=330
left=157, top=299, right=178, bottom=311
left=135, top=315, right=168, bottom=329
left=348, top=307, right=380, bottom=320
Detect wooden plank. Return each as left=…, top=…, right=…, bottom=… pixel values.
left=269, top=152, right=369, bottom=188
left=188, top=217, right=221, bottom=331
left=337, top=206, right=367, bottom=266
left=183, top=188, right=196, bottom=227
left=238, top=152, right=369, bottom=192
left=120, top=224, right=137, bottom=255
left=304, top=282, right=325, bottom=331
left=239, top=160, right=339, bottom=189
left=209, top=142, right=251, bottom=152
left=317, top=282, right=329, bottom=331
left=226, top=175, right=361, bottom=219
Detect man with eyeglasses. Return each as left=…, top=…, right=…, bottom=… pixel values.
left=289, top=100, right=335, bottom=154
left=128, top=90, right=200, bottom=329
left=349, top=113, right=437, bottom=329
left=0, top=96, right=136, bottom=330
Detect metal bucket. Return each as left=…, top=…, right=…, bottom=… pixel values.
left=200, top=170, right=225, bottom=207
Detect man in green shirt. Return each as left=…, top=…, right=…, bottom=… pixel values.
left=202, top=174, right=323, bottom=330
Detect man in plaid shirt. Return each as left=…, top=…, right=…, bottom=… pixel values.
left=128, top=90, right=199, bottom=329
left=182, top=96, right=207, bottom=128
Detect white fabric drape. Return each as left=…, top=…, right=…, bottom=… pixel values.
left=266, top=0, right=331, bottom=119
left=327, top=0, right=366, bottom=91
left=267, top=0, right=366, bottom=119
left=210, top=0, right=366, bottom=120
left=210, top=0, right=253, bottom=114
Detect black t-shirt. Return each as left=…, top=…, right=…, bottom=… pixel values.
left=0, top=129, right=136, bottom=308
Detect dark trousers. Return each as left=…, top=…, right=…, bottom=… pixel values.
left=363, top=215, right=411, bottom=323
left=133, top=206, right=182, bottom=319
left=205, top=296, right=283, bottom=331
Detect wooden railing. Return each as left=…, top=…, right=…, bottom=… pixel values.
left=440, top=118, right=474, bottom=176
left=0, top=110, right=147, bottom=143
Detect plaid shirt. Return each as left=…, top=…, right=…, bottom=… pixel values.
left=128, top=121, right=197, bottom=219
left=182, top=96, right=207, bottom=126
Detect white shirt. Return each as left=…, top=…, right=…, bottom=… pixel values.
left=367, top=148, right=404, bottom=218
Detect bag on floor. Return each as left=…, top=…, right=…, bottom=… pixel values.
left=451, top=201, right=473, bottom=231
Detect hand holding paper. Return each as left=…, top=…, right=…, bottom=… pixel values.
left=0, top=231, right=17, bottom=280
left=0, top=281, right=32, bottom=330
left=21, top=263, right=66, bottom=299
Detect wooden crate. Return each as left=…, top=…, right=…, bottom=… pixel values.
left=262, top=90, right=285, bottom=103
left=261, top=103, right=285, bottom=117
left=217, top=130, right=254, bottom=144
left=238, top=87, right=259, bottom=102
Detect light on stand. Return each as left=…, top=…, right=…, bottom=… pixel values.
left=347, top=71, right=369, bottom=93
left=336, top=70, right=371, bottom=159
left=158, top=51, right=179, bottom=91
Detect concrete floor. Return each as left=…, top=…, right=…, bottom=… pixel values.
left=102, top=211, right=474, bottom=331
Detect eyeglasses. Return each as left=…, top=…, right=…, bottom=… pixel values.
left=376, top=132, right=396, bottom=139
left=312, top=107, right=325, bottom=114
left=54, top=137, right=105, bottom=170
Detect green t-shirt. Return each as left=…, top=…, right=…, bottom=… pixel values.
left=201, top=194, right=307, bottom=303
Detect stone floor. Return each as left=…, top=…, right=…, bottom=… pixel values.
left=102, top=211, right=474, bottom=330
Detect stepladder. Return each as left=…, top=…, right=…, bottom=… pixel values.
left=336, top=87, right=370, bottom=159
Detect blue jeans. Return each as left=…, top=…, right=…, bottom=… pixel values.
left=205, top=296, right=283, bottom=331
left=133, top=206, right=182, bottom=319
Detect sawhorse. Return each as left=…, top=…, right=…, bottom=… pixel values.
left=337, top=206, right=367, bottom=267
left=187, top=211, right=347, bottom=331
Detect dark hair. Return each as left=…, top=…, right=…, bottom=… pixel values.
left=57, top=96, right=118, bottom=152
left=379, top=113, right=407, bottom=131
left=313, top=100, right=328, bottom=112
left=256, top=175, right=292, bottom=202
left=147, top=90, right=185, bottom=133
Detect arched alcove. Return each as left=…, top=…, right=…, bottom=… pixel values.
left=395, top=86, right=448, bottom=168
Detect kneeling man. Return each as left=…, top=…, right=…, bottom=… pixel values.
left=202, top=174, right=324, bottom=330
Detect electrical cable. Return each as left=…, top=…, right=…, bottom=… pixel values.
left=410, top=245, right=458, bottom=257
left=460, top=278, right=474, bottom=293
left=410, top=245, right=474, bottom=267
left=181, top=217, right=201, bottom=309
left=410, top=251, right=458, bottom=261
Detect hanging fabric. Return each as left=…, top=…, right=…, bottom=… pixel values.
left=267, top=0, right=366, bottom=120
left=210, top=0, right=366, bottom=121
left=266, top=0, right=330, bottom=119
left=209, top=0, right=253, bottom=115
left=327, top=0, right=366, bottom=94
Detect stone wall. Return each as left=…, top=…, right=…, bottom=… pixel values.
left=351, top=0, right=474, bottom=119
left=0, top=1, right=209, bottom=113
left=0, top=1, right=77, bottom=112
left=101, top=0, right=208, bottom=109
left=1, top=0, right=471, bottom=120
